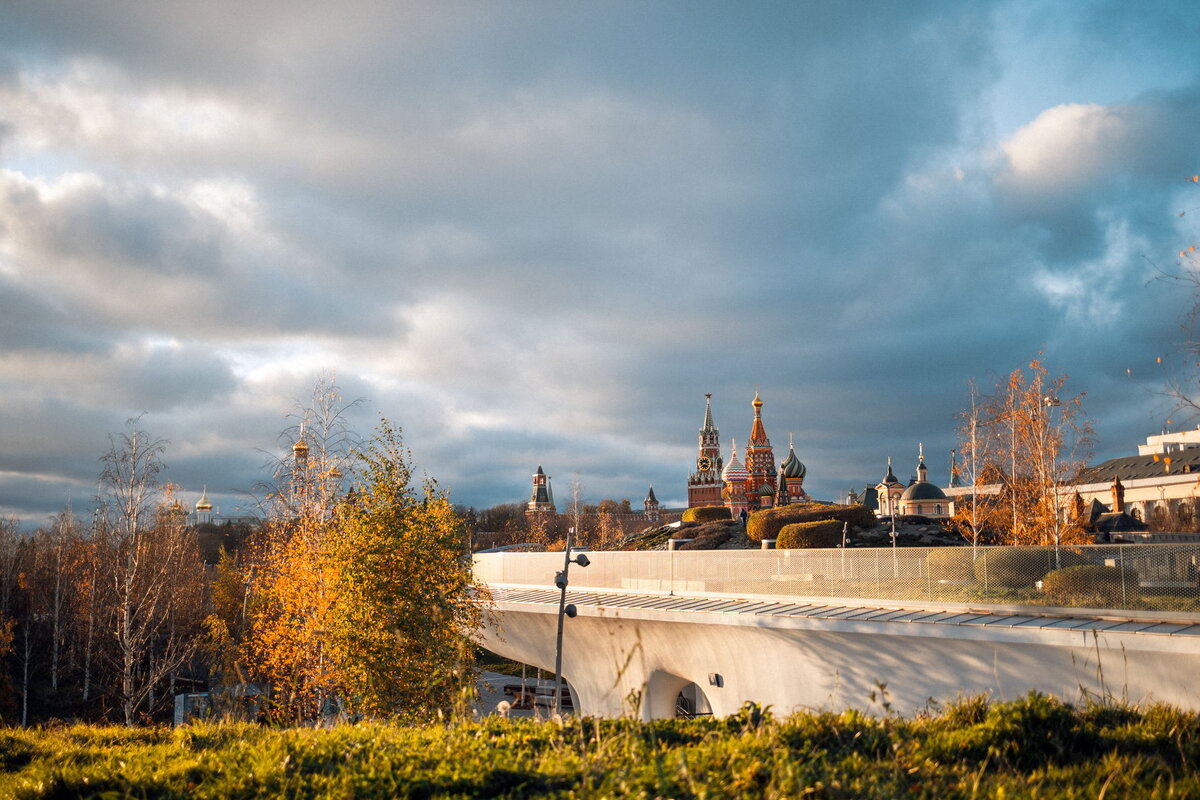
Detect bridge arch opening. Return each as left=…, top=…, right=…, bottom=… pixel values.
left=674, top=682, right=713, bottom=719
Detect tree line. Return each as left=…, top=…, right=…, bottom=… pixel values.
left=0, top=382, right=479, bottom=726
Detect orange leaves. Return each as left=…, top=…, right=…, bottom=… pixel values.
left=958, top=358, right=1093, bottom=545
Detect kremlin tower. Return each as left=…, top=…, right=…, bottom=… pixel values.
left=526, top=465, right=556, bottom=516
left=686, top=394, right=724, bottom=508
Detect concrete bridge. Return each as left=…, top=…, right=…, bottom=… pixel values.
left=474, top=546, right=1200, bottom=719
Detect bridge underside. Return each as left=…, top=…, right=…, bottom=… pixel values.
left=480, top=587, right=1200, bottom=719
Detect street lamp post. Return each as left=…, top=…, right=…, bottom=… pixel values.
left=1043, top=394, right=1063, bottom=568
left=553, top=527, right=589, bottom=716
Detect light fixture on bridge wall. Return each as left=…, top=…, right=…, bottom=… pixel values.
left=709, top=673, right=723, bottom=688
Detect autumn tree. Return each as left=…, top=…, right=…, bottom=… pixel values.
left=952, top=379, right=1003, bottom=547
left=98, top=419, right=206, bottom=725
left=960, top=360, right=1093, bottom=549
left=241, top=377, right=363, bottom=721
left=327, top=420, right=481, bottom=718
left=265, top=373, right=363, bottom=522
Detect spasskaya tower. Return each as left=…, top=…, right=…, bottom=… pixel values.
left=687, top=394, right=724, bottom=507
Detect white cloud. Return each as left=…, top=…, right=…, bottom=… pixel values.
left=999, top=102, right=1146, bottom=193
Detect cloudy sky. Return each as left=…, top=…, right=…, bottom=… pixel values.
left=2, top=1, right=1199, bottom=523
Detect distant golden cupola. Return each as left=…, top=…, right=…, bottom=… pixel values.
left=195, top=486, right=213, bottom=512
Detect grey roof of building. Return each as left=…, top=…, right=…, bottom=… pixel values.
left=900, top=481, right=948, bottom=502
left=1094, top=512, right=1149, bottom=533
left=1077, top=449, right=1200, bottom=483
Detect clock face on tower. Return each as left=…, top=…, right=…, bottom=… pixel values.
left=697, top=456, right=712, bottom=471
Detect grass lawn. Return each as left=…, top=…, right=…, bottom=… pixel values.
left=2, top=693, right=1198, bottom=798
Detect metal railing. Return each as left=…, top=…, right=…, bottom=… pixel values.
left=475, top=544, right=1200, bottom=617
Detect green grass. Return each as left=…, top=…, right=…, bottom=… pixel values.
left=2, top=693, right=1199, bottom=798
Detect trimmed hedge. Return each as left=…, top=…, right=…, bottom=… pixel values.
left=682, top=506, right=732, bottom=523
left=1042, top=564, right=1139, bottom=607
left=926, top=547, right=976, bottom=584
left=973, top=548, right=1087, bottom=589
left=777, top=520, right=843, bottom=549
left=746, top=503, right=876, bottom=542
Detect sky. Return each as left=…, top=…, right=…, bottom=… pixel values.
left=2, top=0, right=1200, bottom=524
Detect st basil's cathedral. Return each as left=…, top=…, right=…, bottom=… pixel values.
left=686, top=393, right=808, bottom=513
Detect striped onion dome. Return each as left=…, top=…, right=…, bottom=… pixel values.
left=722, top=439, right=750, bottom=482
left=779, top=436, right=806, bottom=480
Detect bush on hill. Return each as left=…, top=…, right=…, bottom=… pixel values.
left=678, top=521, right=736, bottom=550
left=747, top=503, right=876, bottom=542
left=682, top=506, right=732, bottom=523
left=777, top=520, right=843, bottom=549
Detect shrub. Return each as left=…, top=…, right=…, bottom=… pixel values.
left=678, top=523, right=735, bottom=551
left=746, top=503, right=876, bottom=542
left=926, top=548, right=976, bottom=584
left=777, top=520, right=843, bottom=549
left=682, top=506, right=732, bottom=523
left=973, top=548, right=1087, bottom=589
left=1042, top=564, right=1139, bottom=607
left=669, top=521, right=736, bottom=550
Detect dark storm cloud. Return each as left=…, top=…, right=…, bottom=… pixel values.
left=0, top=1, right=1197, bottom=522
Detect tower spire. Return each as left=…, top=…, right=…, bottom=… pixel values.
left=688, top=393, right=723, bottom=508
left=748, top=392, right=768, bottom=445
left=701, top=392, right=716, bottom=432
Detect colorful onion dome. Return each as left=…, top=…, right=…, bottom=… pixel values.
left=722, top=439, right=750, bottom=482
left=779, top=434, right=806, bottom=480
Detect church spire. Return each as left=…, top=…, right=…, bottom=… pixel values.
left=748, top=391, right=768, bottom=445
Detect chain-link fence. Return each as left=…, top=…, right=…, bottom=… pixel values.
left=475, top=544, right=1200, bottom=616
